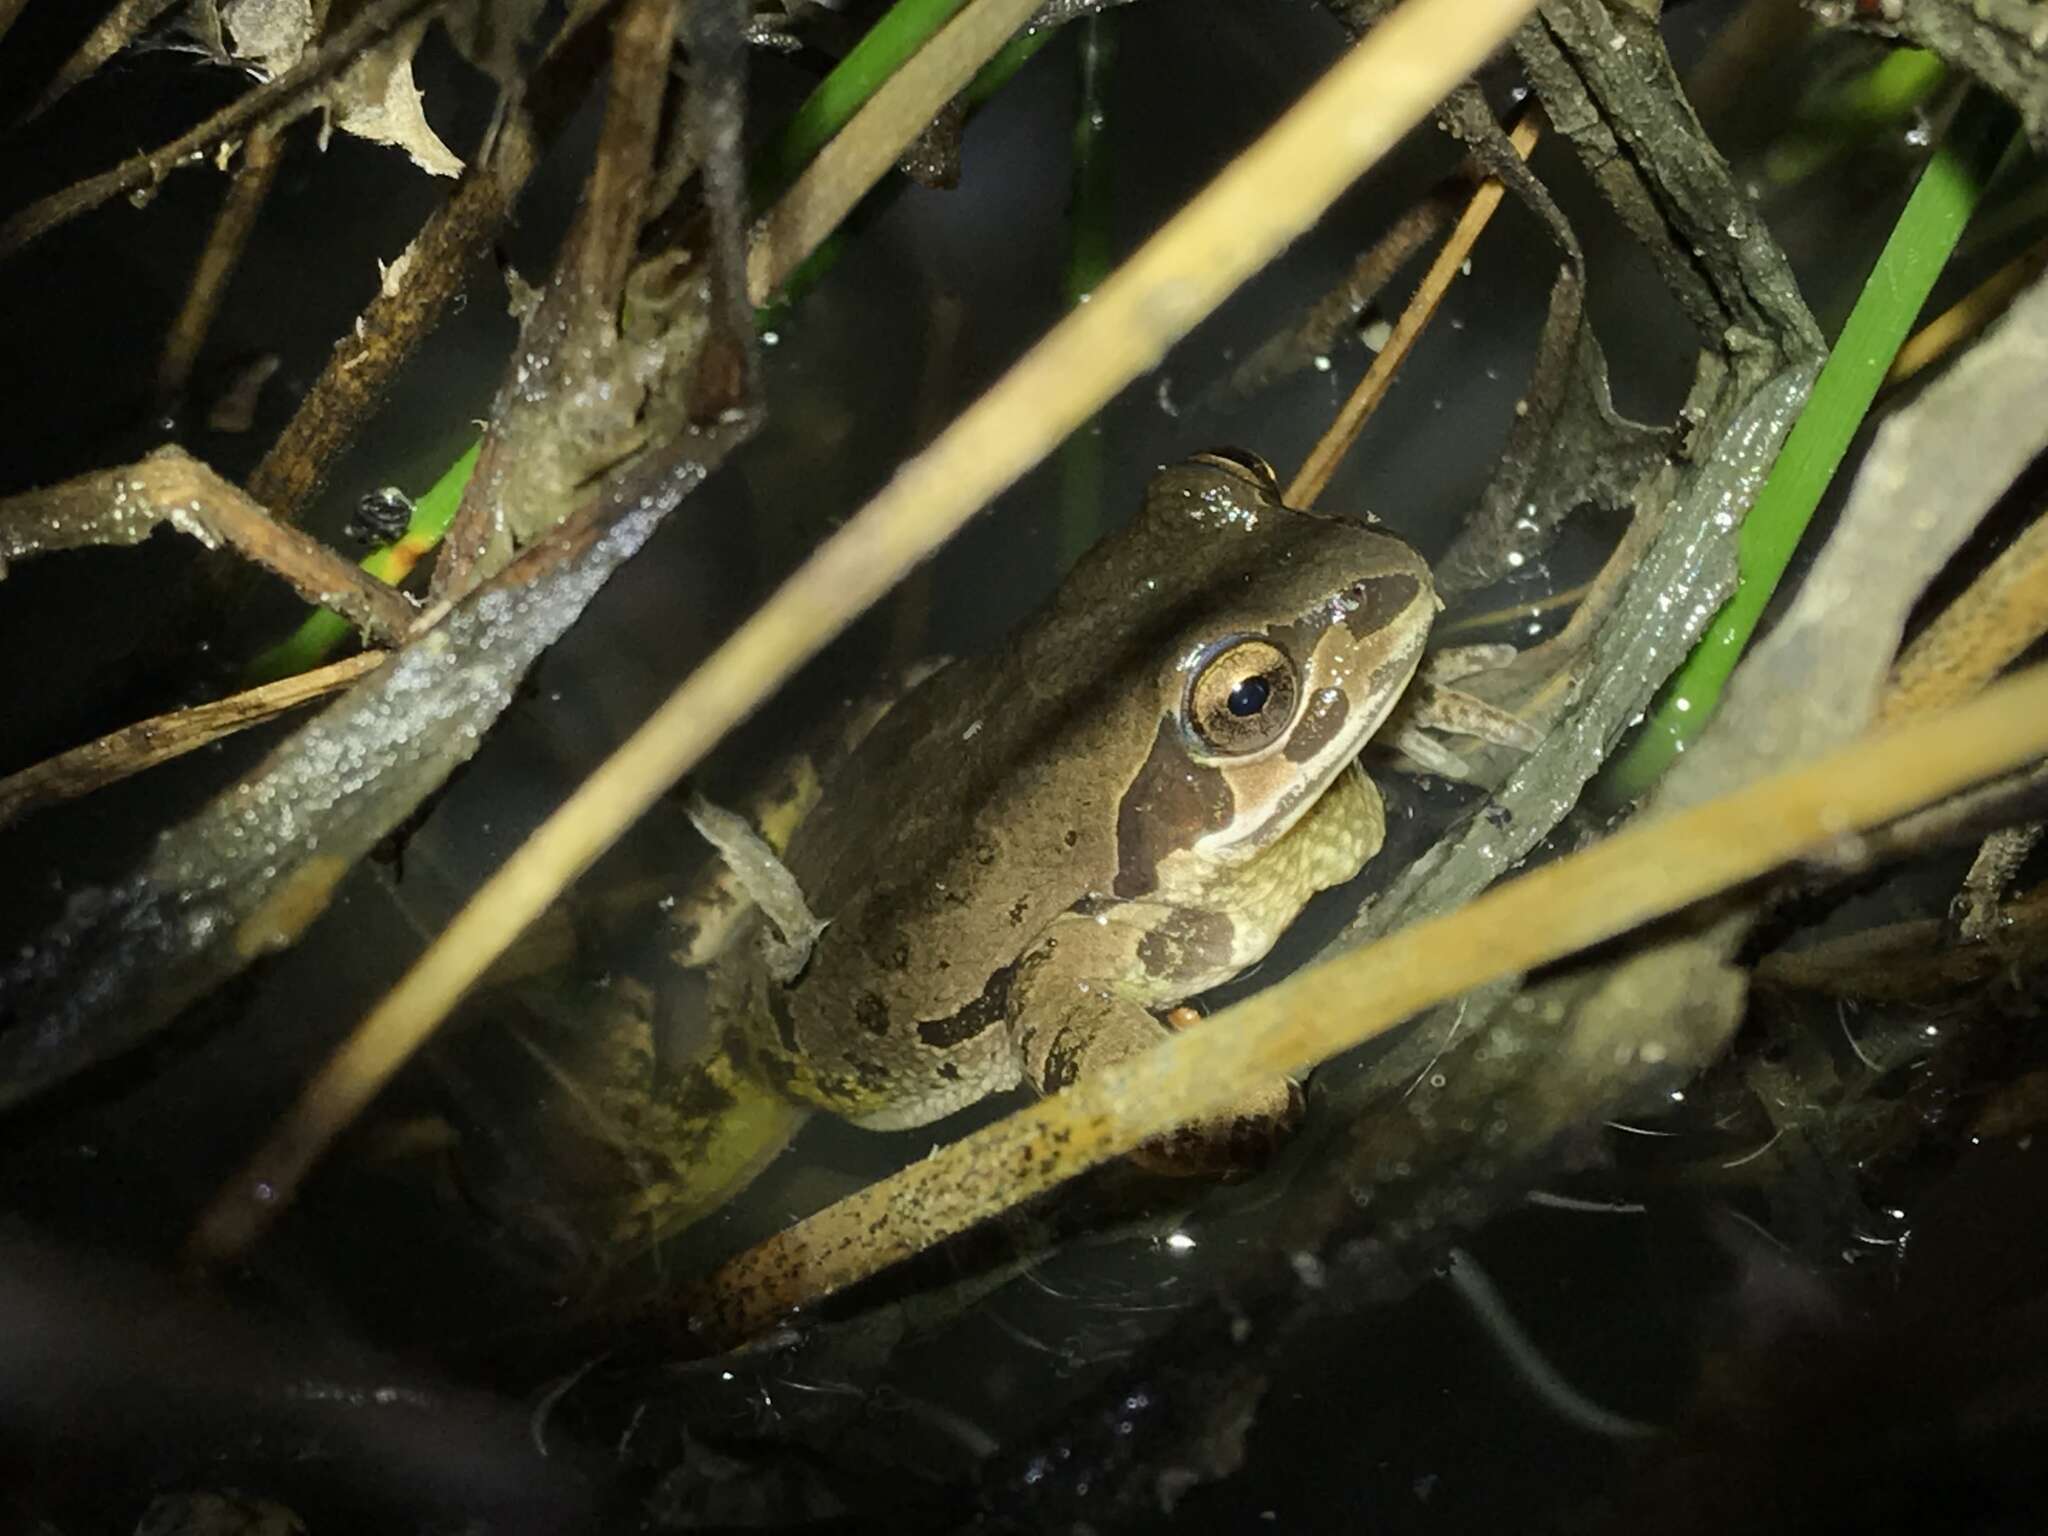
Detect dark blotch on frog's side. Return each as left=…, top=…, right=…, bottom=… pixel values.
left=1038, top=1024, right=1088, bottom=1093
left=665, top=1048, right=741, bottom=1122
left=846, top=1054, right=892, bottom=1092
left=1113, top=718, right=1233, bottom=899
left=1135, top=908, right=1237, bottom=984
left=916, top=962, right=1016, bottom=1049
left=856, top=990, right=890, bottom=1036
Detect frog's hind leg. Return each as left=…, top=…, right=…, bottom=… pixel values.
left=488, top=979, right=810, bottom=1278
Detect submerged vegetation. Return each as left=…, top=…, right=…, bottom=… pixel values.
left=1, top=0, right=2046, bottom=1528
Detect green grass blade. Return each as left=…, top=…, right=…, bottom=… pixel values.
left=1602, top=90, right=2016, bottom=804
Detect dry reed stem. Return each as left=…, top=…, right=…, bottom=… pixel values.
left=1286, top=109, right=1542, bottom=508
left=1881, top=506, right=2048, bottom=723
left=0, top=653, right=387, bottom=829
left=692, top=662, right=2048, bottom=1342
left=1886, top=236, right=2048, bottom=389
left=744, top=0, right=1045, bottom=303
left=157, top=129, right=287, bottom=407
left=184, top=0, right=1545, bottom=1270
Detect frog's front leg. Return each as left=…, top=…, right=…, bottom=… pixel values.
left=1384, top=643, right=1544, bottom=781
left=1008, top=923, right=1302, bottom=1175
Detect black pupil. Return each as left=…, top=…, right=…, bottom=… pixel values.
left=1227, top=675, right=1271, bottom=717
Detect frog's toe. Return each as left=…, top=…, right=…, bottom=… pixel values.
left=1132, top=1075, right=1303, bottom=1177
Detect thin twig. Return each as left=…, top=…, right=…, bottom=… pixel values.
left=689, top=664, right=2048, bottom=1342
left=1286, top=107, right=1541, bottom=508
left=19, top=0, right=183, bottom=125
left=1437, top=578, right=1591, bottom=639
left=682, top=0, right=759, bottom=426
left=157, top=128, right=288, bottom=407
left=0, top=653, right=386, bottom=830
left=0, top=447, right=415, bottom=643
left=183, top=0, right=1548, bottom=1271
left=1215, top=187, right=1458, bottom=404
left=0, top=0, right=448, bottom=259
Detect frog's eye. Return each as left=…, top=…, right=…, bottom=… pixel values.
left=1186, top=638, right=1299, bottom=755
left=1190, top=448, right=1281, bottom=496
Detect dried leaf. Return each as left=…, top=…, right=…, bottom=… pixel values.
left=329, top=16, right=465, bottom=177
left=220, top=0, right=312, bottom=78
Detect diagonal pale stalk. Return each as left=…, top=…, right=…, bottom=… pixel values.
left=1287, top=107, right=1542, bottom=509
left=692, top=662, right=2048, bottom=1341
left=186, top=0, right=1546, bottom=1270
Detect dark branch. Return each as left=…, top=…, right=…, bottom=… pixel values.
left=0, top=446, right=416, bottom=643
left=0, top=0, right=449, bottom=260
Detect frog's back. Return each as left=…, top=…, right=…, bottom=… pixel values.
left=754, top=640, right=1131, bottom=1125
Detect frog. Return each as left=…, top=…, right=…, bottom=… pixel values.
left=694, top=448, right=1443, bottom=1173
left=493, top=450, right=1480, bottom=1266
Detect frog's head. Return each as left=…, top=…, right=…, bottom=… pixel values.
left=1104, top=451, right=1436, bottom=896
